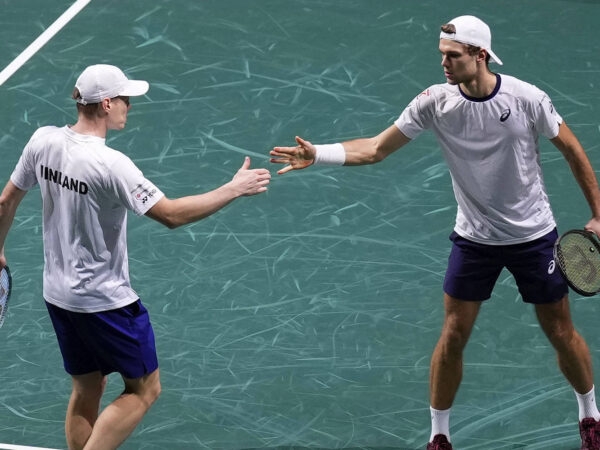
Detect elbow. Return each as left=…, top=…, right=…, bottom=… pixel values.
left=366, top=148, right=387, bottom=165
left=371, top=151, right=387, bottom=164
left=368, top=137, right=393, bottom=164
left=160, top=215, right=184, bottom=229
left=163, top=221, right=179, bottom=230
left=146, top=200, right=186, bottom=229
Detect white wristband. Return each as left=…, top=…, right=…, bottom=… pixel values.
left=313, top=143, right=346, bottom=166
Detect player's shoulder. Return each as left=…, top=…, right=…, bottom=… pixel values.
left=421, top=82, right=458, bottom=98
left=22, top=126, right=65, bottom=155
left=29, top=125, right=62, bottom=141
left=101, top=144, right=140, bottom=173
left=410, top=82, right=458, bottom=107
left=498, top=74, right=546, bottom=100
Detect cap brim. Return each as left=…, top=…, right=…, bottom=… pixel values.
left=487, top=49, right=503, bottom=65
left=118, top=80, right=149, bottom=97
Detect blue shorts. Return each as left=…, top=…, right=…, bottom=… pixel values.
left=45, top=299, right=158, bottom=379
left=443, top=229, right=568, bottom=304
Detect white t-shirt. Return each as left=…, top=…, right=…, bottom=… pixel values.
left=10, top=126, right=164, bottom=312
left=395, top=74, right=562, bottom=245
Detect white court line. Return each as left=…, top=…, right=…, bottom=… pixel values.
left=0, top=445, right=61, bottom=450
left=0, top=0, right=92, bottom=86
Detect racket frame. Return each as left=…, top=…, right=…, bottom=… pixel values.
left=553, top=229, right=600, bottom=297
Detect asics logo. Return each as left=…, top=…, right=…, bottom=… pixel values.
left=500, top=108, right=511, bottom=122
left=548, top=259, right=556, bottom=274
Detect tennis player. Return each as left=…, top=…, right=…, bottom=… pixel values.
left=0, top=64, right=270, bottom=450
left=270, top=15, right=600, bottom=450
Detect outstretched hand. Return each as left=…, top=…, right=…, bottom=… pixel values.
left=231, top=156, right=271, bottom=196
left=270, top=136, right=316, bottom=175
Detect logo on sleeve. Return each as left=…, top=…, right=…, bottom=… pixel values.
left=132, top=185, right=157, bottom=205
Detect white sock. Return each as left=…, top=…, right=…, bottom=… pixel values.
left=576, top=386, right=600, bottom=421
left=430, top=407, right=451, bottom=442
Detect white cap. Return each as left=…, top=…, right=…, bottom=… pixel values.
left=440, top=15, right=503, bottom=65
left=74, top=64, right=149, bottom=105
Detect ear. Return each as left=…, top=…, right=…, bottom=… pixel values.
left=478, top=48, right=488, bottom=64
left=101, top=98, right=111, bottom=113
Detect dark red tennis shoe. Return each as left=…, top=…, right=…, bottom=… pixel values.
left=427, top=434, right=453, bottom=450
left=580, top=418, right=600, bottom=450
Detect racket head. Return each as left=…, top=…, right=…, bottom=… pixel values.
left=554, top=230, right=600, bottom=297
left=0, top=265, right=12, bottom=328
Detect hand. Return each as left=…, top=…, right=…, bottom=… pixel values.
left=270, top=136, right=316, bottom=175
left=230, top=157, right=271, bottom=196
left=584, top=217, right=600, bottom=237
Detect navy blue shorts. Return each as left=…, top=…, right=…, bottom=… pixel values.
left=46, top=299, right=158, bottom=379
left=443, top=229, right=568, bottom=303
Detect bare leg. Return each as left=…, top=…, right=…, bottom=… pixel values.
left=66, top=372, right=107, bottom=450
left=535, top=295, right=593, bottom=395
left=81, top=369, right=161, bottom=450
left=430, top=294, right=481, bottom=409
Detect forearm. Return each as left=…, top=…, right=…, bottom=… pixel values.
left=174, top=183, right=240, bottom=223
left=147, top=182, right=241, bottom=229
left=318, top=126, right=410, bottom=166
left=147, top=156, right=270, bottom=228
left=312, top=139, right=378, bottom=166
left=0, top=207, right=12, bottom=259
left=342, top=138, right=382, bottom=165
left=567, top=152, right=600, bottom=218
left=553, top=122, right=600, bottom=218
left=0, top=182, right=26, bottom=260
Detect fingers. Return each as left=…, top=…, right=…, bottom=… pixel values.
left=270, top=138, right=308, bottom=155
left=270, top=146, right=295, bottom=157
left=270, top=137, right=315, bottom=175
left=277, top=165, right=295, bottom=175
left=246, top=170, right=271, bottom=195
left=295, top=136, right=308, bottom=147
left=240, top=156, right=251, bottom=170
left=269, top=147, right=295, bottom=172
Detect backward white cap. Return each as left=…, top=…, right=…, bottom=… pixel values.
left=440, top=15, right=503, bottom=65
left=75, top=64, right=149, bottom=105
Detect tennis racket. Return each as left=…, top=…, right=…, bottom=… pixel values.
left=0, top=266, right=12, bottom=328
left=554, top=230, right=600, bottom=296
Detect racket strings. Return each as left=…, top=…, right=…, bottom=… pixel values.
left=0, top=268, right=10, bottom=324
left=557, top=234, right=600, bottom=293
left=0, top=270, right=9, bottom=298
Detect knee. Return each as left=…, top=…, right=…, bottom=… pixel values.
left=140, top=374, right=161, bottom=408
left=439, top=322, right=472, bottom=354
left=143, top=372, right=162, bottom=407
left=124, top=370, right=162, bottom=408
left=439, top=295, right=479, bottom=354
left=535, top=297, right=577, bottom=347
left=149, top=379, right=161, bottom=404
left=544, top=321, right=578, bottom=349
left=71, top=374, right=107, bottom=403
